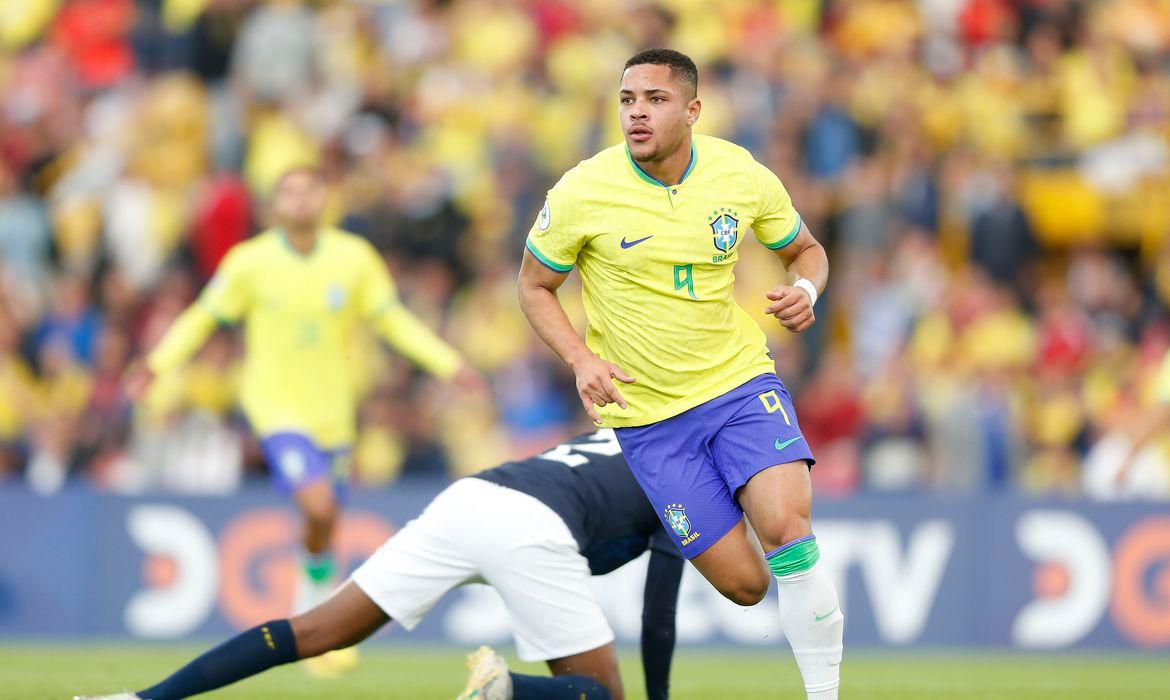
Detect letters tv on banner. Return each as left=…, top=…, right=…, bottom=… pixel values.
left=0, top=486, right=1167, bottom=649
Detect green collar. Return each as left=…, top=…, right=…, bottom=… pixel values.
left=278, top=228, right=320, bottom=258
left=626, top=141, right=697, bottom=188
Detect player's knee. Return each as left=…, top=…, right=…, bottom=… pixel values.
left=724, top=560, right=772, bottom=606
left=300, top=497, right=337, bottom=533
left=720, top=577, right=769, bottom=607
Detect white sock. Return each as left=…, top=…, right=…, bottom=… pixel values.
left=776, top=560, right=844, bottom=700
left=294, top=552, right=338, bottom=614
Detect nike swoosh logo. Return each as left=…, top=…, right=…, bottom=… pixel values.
left=775, top=436, right=803, bottom=451
left=620, top=235, right=653, bottom=249
left=814, top=605, right=839, bottom=622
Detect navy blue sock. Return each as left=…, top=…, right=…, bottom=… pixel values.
left=510, top=672, right=613, bottom=700
left=138, top=620, right=298, bottom=700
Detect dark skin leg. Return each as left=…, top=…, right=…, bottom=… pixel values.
left=546, top=642, right=624, bottom=700
left=289, top=581, right=390, bottom=657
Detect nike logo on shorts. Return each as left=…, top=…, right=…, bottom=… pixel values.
left=620, top=235, right=653, bottom=249
left=775, top=436, right=803, bottom=451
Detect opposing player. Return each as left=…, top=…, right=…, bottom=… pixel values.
left=518, top=49, right=844, bottom=699
left=76, top=430, right=683, bottom=700
left=126, top=167, right=481, bottom=672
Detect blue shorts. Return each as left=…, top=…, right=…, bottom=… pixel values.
left=260, top=432, right=351, bottom=496
left=615, top=374, right=814, bottom=559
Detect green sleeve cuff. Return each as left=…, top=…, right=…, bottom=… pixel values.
left=525, top=239, right=573, bottom=273
left=763, top=214, right=803, bottom=250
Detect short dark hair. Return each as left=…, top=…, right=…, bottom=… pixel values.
left=623, top=48, right=698, bottom=97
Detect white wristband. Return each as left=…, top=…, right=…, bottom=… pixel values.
left=793, top=278, right=818, bottom=307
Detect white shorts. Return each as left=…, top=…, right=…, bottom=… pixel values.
left=351, top=477, right=614, bottom=661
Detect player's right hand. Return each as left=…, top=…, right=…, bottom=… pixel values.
left=124, top=363, right=156, bottom=402
left=572, top=353, right=635, bottom=425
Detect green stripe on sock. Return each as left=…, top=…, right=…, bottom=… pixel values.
left=767, top=538, right=820, bottom=578
left=305, top=555, right=336, bottom=583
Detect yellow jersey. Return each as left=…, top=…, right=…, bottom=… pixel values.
left=147, top=228, right=462, bottom=448
left=526, top=134, right=802, bottom=427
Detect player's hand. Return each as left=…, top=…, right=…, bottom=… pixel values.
left=572, top=353, right=635, bottom=425
left=765, top=285, right=815, bottom=333
left=124, top=363, right=156, bottom=401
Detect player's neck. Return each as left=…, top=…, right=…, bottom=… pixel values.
left=281, top=227, right=319, bottom=255
left=637, top=138, right=694, bottom=186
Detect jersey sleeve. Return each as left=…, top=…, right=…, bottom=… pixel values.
left=146, top=246, right=249, bottom=374
left=524, top=176, right=586, bottom=273
left=198, top=246, right=251, bottom=323
left=358, top=242, right=463, bottom=380
left=355, top=240, right=399, bottom=318
left=751, top=160, right=803, bottom=251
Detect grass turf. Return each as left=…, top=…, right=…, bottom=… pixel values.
left=3, top=644, right=1168, bottom=699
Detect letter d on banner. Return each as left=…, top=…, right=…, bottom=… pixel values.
left=124, top=505, right=219, bottom=638
left=1012, top=510, right=1110, bottom=648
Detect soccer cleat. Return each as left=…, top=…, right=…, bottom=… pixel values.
left=456, top=645, right=512, bottom=700
left=73, top=694, right=140, bottom=699
left=303, top=645, right=360, bottom=678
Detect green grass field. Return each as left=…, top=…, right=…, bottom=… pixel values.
left=4, top=645, right=1168, bottom=699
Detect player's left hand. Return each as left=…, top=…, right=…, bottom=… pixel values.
left=765, top=285, right=815, bottom=333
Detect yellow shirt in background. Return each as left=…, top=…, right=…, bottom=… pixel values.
left=148, top=229, right=463, bottom=448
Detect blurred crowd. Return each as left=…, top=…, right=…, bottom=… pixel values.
left=1, top=0, right=1169, bottom=499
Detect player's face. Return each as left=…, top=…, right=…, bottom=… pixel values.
left=619, top=64, right=700, bottom=163
left=272, top=171, right=326, bottom=231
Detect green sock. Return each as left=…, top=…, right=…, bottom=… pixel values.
left=766, top=535, right=819, bottom=578
left=304, top=553, right=337, bottom=583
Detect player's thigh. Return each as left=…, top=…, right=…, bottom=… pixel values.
left=262, top=432, right=336, bottom=504
left=688, top=519, right=771, bottom=606
left=737, top=460, right=813, bottom=553
left=614, top=420, right=743, bottom=560
left=290, top=581, right=389, bottom=657
left=349, top=481, right=483, bottom=631
left=710, top=376, right=815, bottom=552
left=546, top=642, right=623, bottom=700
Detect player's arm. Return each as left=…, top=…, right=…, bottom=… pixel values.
left=764, top=221, right=828, bottom=334
left=518, top=251, right=634, bottom=424
left=641, top=543, right=684, bottom=700
left=751, top=161, right=828, bottom=334
left=360, top=245, right=478, bottom=387
left=129, top=250, right=250, bottom=399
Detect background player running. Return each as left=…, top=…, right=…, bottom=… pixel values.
left=127, top=167, right=483, bottom=671
left=76, top=430, right=683, bottom=700
left=519, top=49, right=844, bottom=699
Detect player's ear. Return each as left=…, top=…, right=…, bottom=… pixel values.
left=686, top=97, right=701, bottom=126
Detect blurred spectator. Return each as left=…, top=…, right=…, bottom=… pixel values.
left=0, top=0, right=1166, bottom=500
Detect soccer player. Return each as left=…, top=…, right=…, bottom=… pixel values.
left=518, top=49, right=844, bottom=699
left=76, top=430, right=683, bottom=700
left=126, top=167, right=482, bottom=671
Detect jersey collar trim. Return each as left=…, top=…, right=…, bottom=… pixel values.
left=277, top=228, right=321, bottom=258
left=625, top=141, right=697, bottom=188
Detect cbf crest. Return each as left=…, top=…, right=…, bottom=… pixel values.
left=708, top=207, right=740, bottom=262
left=326, top=283, right=347, bottom=311
left=664, top=503, right=691, bottom=538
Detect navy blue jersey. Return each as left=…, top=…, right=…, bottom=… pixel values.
left=473, top=429, right=679, bottom=574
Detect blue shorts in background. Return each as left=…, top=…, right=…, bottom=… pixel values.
left=260, top=432, right=351, bottom=496
left=615, top=373, right=815, bottom=559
